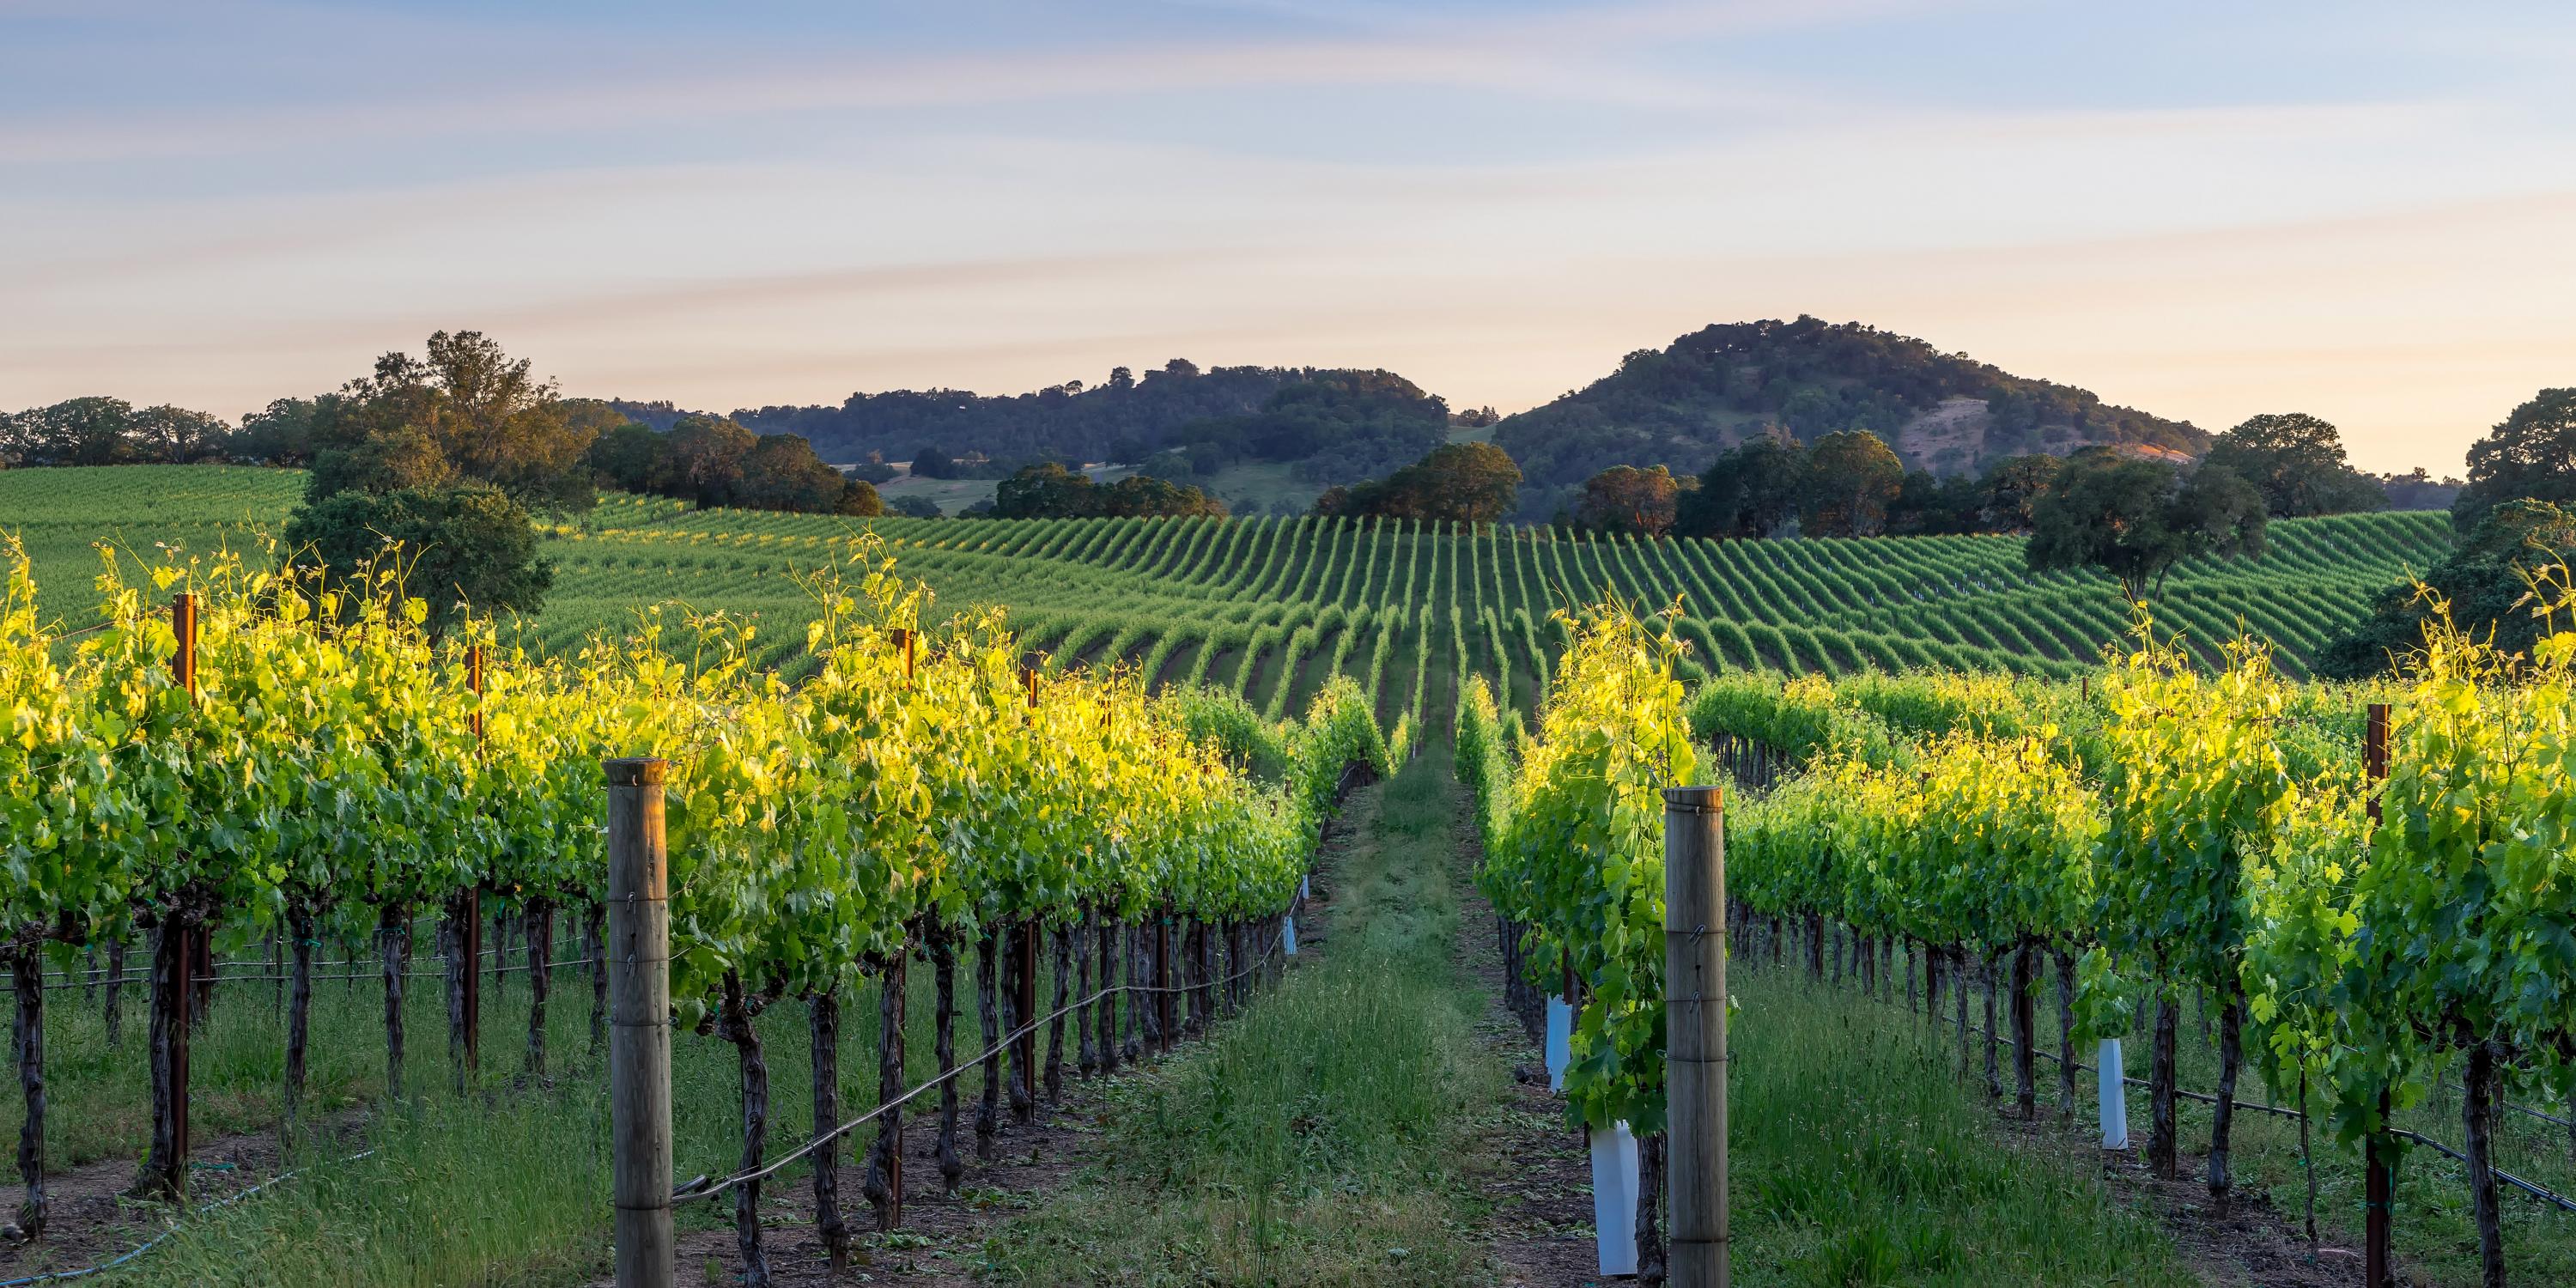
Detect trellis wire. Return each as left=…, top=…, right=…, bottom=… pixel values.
left=672, top=920, right=1289, bottom=1205
left=1850, top=960, right=2576, bottom=1217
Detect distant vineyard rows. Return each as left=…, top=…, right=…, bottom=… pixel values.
left=2, top=467, right=2452, bottom=732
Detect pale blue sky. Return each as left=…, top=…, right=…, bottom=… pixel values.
left=5, top=0, right=2570, bottom=471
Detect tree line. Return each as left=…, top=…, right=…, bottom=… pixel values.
left=2, top=336, right=881, bottom=521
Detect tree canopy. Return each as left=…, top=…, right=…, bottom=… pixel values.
left=1799, top=429, right=1905, bottom=537
left=2201, top=412, right=2387, bottom=517
left=282, top=483, right=555, bottom=638
left=2452, top=388, right=2576, bottom=531
left=2025, top=455, right=2266, bottom=600
left=1570, top=465, right=1683, bottom=538
left=1311, top=441, right=1522, bottom=525
left=2317, top=499, right=2576, bottom=678
left=313, top=331, right=597, bottom=512
left=1675, top=436, right=1805, bottom=538
left=992, top=462, right=1225, bottom=519
left=0, top=398, right=228, bottom=467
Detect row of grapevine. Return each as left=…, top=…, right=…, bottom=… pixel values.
left=0, top=532, right=1385, bottom=1281
left=1459, top=589, right=2576, bottom=1285
left=1454, top=605, right=1701, bottom=1273
left=1710, top=610, right=2576, bottom=1285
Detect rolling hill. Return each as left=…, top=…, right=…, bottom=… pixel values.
left=1494, top=316, right=2208, bottom=517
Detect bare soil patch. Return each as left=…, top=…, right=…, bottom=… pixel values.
left=1448, top=805, right=1612, bottom=1288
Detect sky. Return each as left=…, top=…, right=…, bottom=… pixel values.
left=4, top=1, right=2571, bottom=474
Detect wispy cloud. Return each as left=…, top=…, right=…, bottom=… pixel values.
left=0, top=0, right=1961, bottom=164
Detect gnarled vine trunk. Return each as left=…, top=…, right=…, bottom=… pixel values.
left=1076, top=908, right=1098, bottom=1078
left=933, top=935, right=963, bottom=1193
left=284, top=907, right=314, bottom=1131
left=1044, top=924, right=1069, bottom=1102
left=808, top=989, right=848, bottom=1268
left=719, top=971, right=771, bottom=1288
left=865, top=953, right=906, bottom=1231
left=2149, top=997, right=2180, bottom=1181
left=131, top=920, right=190, bottom=1201
left=2208, top=982, right=2245, bottom=1213
left=441, top=894, right=473, bottom=1094
left=12, top=949, right=46, bottom=1239
left=975, top=932, right=1000, bottom=1162
left=1005, top=922, right=1034, bottom=1124
left=2463, top=1039, right=2506, bottom=1288
left=2010, top=945, right=2037, bottom=1120
left=380, top=908, right=410, bottom=1103
left=1095, top=913, right=1119, bottom=1074
left=1636, top=1129, right=1667, bottom=1285
left=524, top=897, right=553, bottom=1080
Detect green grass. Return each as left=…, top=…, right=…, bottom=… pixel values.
left=0, top=940, right=1070, bottom=1287
left=1726, top=967, right=2196, bottom=1286
left=977, top=754, right=1501, bottom=1285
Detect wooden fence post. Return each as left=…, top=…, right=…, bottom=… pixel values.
left=1664, top=784, right=1729, bottom=1288
left=606, top=757, right=674, bottom=1288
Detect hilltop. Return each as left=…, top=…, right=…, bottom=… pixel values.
left=1494, top=317, right=2208, bottom=514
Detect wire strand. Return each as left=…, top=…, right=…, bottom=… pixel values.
left=673, top=921, right=1291, bottom=1205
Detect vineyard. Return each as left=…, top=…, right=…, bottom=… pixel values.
left=1462, top=605, right=2576, bottom=1286
left=2, top=467, right=2451, bottom=720
left=10, top=462, right=2572, bottom=1285
left=0, top=525, right=1383, bottom=1285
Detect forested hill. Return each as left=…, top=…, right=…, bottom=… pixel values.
left=1495, top=316, right=2210, bottom=499
left=720, top=360, right=1449, bottom=483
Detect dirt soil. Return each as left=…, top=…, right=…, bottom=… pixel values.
left=0, top=1113, right=365, bottom=1284
left=1449, top=804, right=1615, bottom=1287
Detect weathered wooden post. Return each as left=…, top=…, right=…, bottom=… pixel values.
left=2361, top=702, right=2395, bottom=1288
left=606, top=756, right=674, bottom=1288
left=1663, top=784, right=1728, bottom=1288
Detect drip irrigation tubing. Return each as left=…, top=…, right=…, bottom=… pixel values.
left=0, top=1148, right=376, bottom=1287
left=673, top=920, right=1291, bottom=1205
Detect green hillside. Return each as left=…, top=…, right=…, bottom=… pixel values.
left=1495, top=317, right=2211, bottom=517
left=2, top=465, right=2451, bottom=734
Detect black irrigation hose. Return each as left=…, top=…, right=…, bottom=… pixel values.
left=2389, top=1129, right=2576, bottom=1216
left=0, top=1148, right=377, bottom=1287
left=1844, top=966, right=2576, bottom=1215
left=673, top=920, right=1293, bottom=1205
